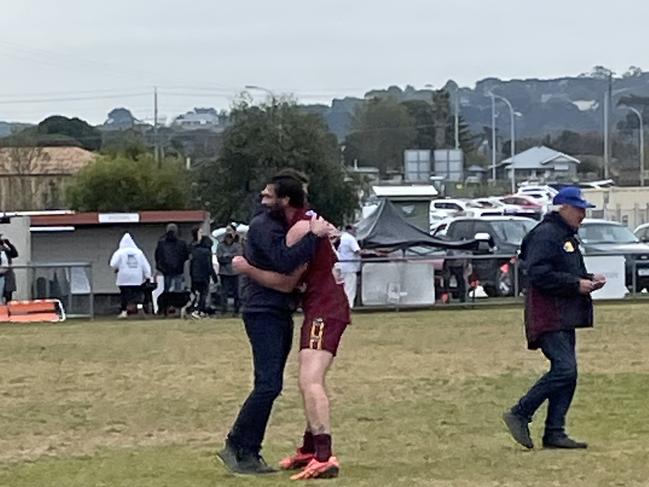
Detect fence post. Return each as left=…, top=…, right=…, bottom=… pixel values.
left=88, top=264, right=94, bottom=320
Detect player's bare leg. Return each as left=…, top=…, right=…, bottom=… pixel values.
left=289, top=349, right=340, bottom=480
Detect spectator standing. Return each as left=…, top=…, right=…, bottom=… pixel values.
left=110, top=233, right=152, bottom=319
left=190, top=227, right=218, bottom=318
left=0, top=235, right=18, bottom=303
left=155, top=223, right=189, bottom=292
left=217, top=226, right=243, bottom=315
left=336, top=225, right=361, bottom=308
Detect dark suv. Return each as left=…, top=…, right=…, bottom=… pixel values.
left=436, top=217, right=537, bottom=297
left=579, top=219, right=649, bottom=292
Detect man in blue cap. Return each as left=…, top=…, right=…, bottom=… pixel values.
left=503, top=186, right=606, bottom=449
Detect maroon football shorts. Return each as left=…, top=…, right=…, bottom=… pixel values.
left=299, top=316, right=349, bottom=356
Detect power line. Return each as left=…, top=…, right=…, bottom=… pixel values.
left=0, top=93, right=150, bottom=105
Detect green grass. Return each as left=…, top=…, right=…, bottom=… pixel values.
left=1, top=305, right=649, bottom=486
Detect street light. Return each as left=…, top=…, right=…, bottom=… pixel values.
left=620, top=105, right=645, bottom=186
left=488, top=92, right=516, bottom=192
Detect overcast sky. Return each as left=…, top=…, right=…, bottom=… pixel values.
left=1, top=0, right=647, bottom=124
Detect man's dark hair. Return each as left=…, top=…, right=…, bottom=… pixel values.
left=274, top=168, right=309, bottom=185
left=269, top=175, right=306, bottom=208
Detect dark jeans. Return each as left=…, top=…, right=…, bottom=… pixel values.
left=228, top=311, right=294, bottom=453
left=220, top=275, right=240, bottom=314
left=512, top=330, right=577, bottom=438
left=191, top=281, right=210, bottom=313
left=119, top=285, right=143, bottom=312
left=164, top=274, right=185, bottom=293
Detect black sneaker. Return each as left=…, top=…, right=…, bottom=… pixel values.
left=216, top=441, right=277, bottom=475
left=542, top=435, right=588, bottom=449
left=216, top=440, right=241, bottom=473
left=502, top=411, right=534, bottom=449
left=236, top=452, right=277, bottom=475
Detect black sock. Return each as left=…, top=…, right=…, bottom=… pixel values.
left=301, top=430, right=315, bottom=453
left=313, top=434, right=332, bottom=462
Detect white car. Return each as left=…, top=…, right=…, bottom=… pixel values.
left=430, top=198, right=503, bottom=221
left=634, top=223, right=649, bottom=243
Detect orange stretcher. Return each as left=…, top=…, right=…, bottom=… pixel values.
left=0, top=299, right=66, bottom=323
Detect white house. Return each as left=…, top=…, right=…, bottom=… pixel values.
left=498, top=146, right=580, bottom=182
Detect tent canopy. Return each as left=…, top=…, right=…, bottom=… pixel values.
left=355, top=199, right=478, bottom=251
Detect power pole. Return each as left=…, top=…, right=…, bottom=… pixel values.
left=603, top=74, right=612, bottom=179
left=154, top=86, right=160, bottom=167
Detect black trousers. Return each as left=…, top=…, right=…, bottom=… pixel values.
left=191, top=281, right=210, bottom=313
left=227, top=311, right=293, bottom=453
left=119, top=286, right=143, bottom=312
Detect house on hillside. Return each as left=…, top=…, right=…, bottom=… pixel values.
left=497, top=145, right=580, bottom=182
left=172, top=108, right=224, bottom=131
left=0, top=146, right=95, bottom=211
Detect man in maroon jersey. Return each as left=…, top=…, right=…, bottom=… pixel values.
left=233, top=205, right=350, bottom=480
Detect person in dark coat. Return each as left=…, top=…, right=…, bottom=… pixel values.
left=189, top=228, right=218, bottom=318
left=503, top=187, right=606, bottom=450
left=0, top=236, right=18, bottom=303
left=155, top=223, right=189, bottom=292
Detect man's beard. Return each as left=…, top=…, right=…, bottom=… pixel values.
left=266, top=202, right=285, bottom=221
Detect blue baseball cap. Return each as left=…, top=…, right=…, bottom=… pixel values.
left=552, top=186, right=595, bottom=209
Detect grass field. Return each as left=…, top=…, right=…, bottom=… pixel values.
left=1, top=304, right=649, bottom=486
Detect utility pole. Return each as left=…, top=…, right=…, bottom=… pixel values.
left=491, top=94, right=497, bottom=182
left=603, top=74, right=612, bottom=179
left=453, top=92, right=460, bottom=150
left=154, top=86, right=160, bottom=167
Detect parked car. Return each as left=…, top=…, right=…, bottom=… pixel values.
left=430, top=198, right=503, bottom=222
left=634, top=223, right=649, bottom=243
left=498, top=195, right=544, bottom=220
left=579, top=219, right=649, bottom=292
left=434, top=216, right=537, bottom=297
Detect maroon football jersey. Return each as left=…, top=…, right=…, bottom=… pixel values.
left=291, top=209, right=351, bottom=326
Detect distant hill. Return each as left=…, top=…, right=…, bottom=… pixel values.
left=0, top=121, right=33, bottom=138
left=303, top=71, right=649, bottom=141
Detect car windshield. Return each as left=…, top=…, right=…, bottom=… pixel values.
left=490, top=220, right=536, bottom=244
left=579, top=224, right=639, bottom=244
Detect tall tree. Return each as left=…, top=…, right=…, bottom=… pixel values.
left=195, top=99, right=358, bottom=226
left=344, top=97, right=417, bottom=176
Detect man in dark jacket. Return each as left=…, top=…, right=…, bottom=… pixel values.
left=189, top=229, right=218, bottom=317
left=217, top=174, right=331, bottom=475
left=503, top=187, right=606, bottom=450
left=155, top=223, right=189, bottom=292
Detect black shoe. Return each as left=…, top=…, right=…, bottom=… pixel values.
left=542, top=435, right=588, bottom=449
left=216, top=441, right=277, bottom=475
left=236, top=452, right=277, bottom=475
left=216, top=440, right=240, bottom=473
left=503, top=411, right=534, bottom=449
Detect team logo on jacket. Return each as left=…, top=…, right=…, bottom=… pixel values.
left=563, top=241, right=575, bottom=253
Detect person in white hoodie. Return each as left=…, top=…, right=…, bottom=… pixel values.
left=110, top=233, right=152, bottom=319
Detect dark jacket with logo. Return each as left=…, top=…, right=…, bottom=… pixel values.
left=240, top=208, right=318, bottom=315
left=520, top=212, right=594, bottom=349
